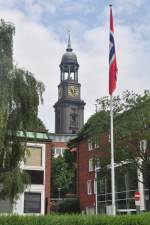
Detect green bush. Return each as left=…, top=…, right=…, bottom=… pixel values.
left=0, top=213, right=150, bottom=225
left=58, top=199, right=80, bottom=213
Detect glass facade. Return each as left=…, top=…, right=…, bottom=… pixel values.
left=97, top=164, right=138, bottom=214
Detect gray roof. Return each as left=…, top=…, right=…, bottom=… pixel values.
left=61, top=51, right=78, bottom=64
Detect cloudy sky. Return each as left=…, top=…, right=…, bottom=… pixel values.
left=0, top=0, right=149, bottom=132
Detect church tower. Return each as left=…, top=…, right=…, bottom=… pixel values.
left=54, top=35, right=85, bottom=134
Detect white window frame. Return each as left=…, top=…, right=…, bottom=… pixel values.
left=88, top=137, right=99, bottom=151
left=54, top=147, right=65, bottom=157
left=88, top=138, right=93, bottom=151
left=22, top=143, right=45, bottom=171
left=13, top=185, right=45, bottom=215
left=94, top=137, right=99, bottom=149
left=89, top=158, right=94, bottom=172
left=87, top=180, right=92, bottom=195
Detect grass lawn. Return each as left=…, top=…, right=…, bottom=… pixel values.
left=0, top=213, right=150, bottom=225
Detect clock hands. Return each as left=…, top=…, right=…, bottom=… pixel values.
left=68, top=86, right=78, bottom=96
left=70, top=87, right=75, bottom=95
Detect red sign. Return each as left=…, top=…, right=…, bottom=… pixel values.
left=134, top=192, right=140, bottom=201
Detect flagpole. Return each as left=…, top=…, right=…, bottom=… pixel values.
left=109, top=4, right=117, bottom=215
left=110, top=94, right=116, bottom=215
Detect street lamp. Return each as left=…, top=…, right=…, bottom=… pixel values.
left=95, top=166, right=100, bottom=215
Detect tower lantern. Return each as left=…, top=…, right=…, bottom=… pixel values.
left=60, top=34, right=79, bottom=82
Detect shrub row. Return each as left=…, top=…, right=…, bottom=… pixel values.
left=58, top=199, right=80, bottom=213
left=0, top=213, right=150, bottom=225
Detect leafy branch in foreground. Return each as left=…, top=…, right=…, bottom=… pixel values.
left=0, top=20, right=46, bottom=202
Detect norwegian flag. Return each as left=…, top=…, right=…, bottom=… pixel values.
left=109, top=5, right=118, bottom=95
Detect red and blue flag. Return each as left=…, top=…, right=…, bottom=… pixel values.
left=109, top=5, right=118, bottom=95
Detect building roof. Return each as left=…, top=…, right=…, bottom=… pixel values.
left=18, top=131, right=50, bottom=141
left=61, top=34, right=78, bottom=65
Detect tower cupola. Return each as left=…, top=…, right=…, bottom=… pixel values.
left=60, top=34, right=79, bottom=82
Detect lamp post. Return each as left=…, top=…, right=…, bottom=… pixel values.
left=95, top=167, right=100, bottom=215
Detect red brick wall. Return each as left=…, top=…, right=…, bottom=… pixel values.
left=77, top=138, right=107, bottom=212
left=77, top=139, right=95, bottom=211
left=52, top=141, right=68, bottom=148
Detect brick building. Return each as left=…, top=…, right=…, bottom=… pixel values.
left=74, top=134, right=147, bottom=214
left=72, top=110, right=147, bottom=214
left=76, top=136, right=102, bottom=214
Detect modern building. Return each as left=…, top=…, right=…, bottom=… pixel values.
left=0, top=131, right=52, bottom=215
left=54, top=35, right=85, bottom=134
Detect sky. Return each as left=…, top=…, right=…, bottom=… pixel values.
left=0, top=0, right=150, bottom=132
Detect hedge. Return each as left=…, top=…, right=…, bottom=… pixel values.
left=0, top=213, right=150, bottom=225
left=58, top=199, right=80, bottom=213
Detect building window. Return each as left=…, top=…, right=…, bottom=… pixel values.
left=89, top=158, right=94, bottom=172
left=99, top=178, right=105, bottom=194
left=88, top=138, right=94, bottom=151
left=25, top=147, right=42, bottom=167
left=87, top=180, right=94, bottom=195
left=88, top=138, right=93, bottom=151
left=94, top=136, right=99, bottom=149
left=89, top=158, right=100, bottom=172
left=24, top=170, right=44, bottom=184
left=24, top=192, right=41, bottom=213
left=54, top=147, right=65, bottom=157
left=88, top=137, right=99, bottom=151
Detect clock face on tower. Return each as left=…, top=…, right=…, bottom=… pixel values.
left=68, top=85, right=79, bottom=97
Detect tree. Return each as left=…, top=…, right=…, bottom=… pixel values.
left=0, top=20, right=45, bottom=203
left=51, top=150, right=75, bottom=198
left=114, top=91, right=150, bottom=207
left=69, top=90, right=150, bottom=207
left=97, top=91, right=150, bottom=207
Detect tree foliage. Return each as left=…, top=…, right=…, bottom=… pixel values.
left=51, top=150, right=75, bottom=198
left=0, top=20, right=45, bottom=202
left=69, top=90, right=150, bottom=204
left=96, top=91, right=150, bottom=174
